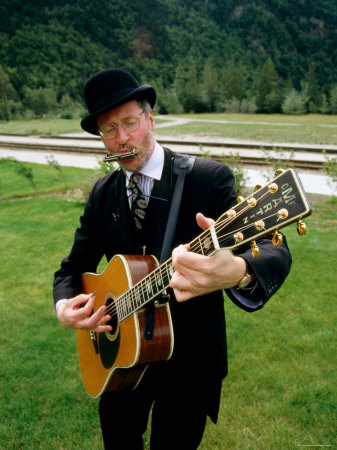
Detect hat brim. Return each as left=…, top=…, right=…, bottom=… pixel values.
left=81, top=85, right=156, bottom=135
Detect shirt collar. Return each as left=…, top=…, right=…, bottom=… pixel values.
left=126, top=141, right=164, bottom=181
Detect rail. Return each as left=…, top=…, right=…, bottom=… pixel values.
left=0, top=134, right=336, bottom=171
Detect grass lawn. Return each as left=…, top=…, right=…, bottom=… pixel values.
left=0, top=152, right=336, bottom=448
left=154, top=113, right=337, bottom=145
left=1, top=113, right=336, bottom=145
left=0, top=117, right=83, bottom=136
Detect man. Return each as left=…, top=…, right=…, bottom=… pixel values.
left=53, top=68, right=292, bottom=449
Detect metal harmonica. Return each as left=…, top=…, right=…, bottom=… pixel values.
left=103, top=149, right=140, bottom=163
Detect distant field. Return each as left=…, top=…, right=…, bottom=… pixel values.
left=0, top=113, right=336, bottom=144
left=154, top=113, right=337, bottom=145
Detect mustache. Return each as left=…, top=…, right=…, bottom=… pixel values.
left=117, top=145, right=134, bottom=152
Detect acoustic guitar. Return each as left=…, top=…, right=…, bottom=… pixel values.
left=76, top=168, right=312, bottom=397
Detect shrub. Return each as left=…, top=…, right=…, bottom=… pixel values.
left=23, top=87, right=59, bottom=117
left=224, top=97, right=241, bottom=113
left=240, top=97, right=257, bottom=114
left=281, top=89, right=307, bottom=114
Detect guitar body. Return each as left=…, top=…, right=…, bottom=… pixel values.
left=76, top=254, right=174, bottom=397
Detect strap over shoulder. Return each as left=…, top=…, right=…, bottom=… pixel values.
left=172, top=153, right=196, bottom=176
left=160, top=153, right=195, bottom=264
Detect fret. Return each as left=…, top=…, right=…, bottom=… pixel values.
left=116, top=297, right=121, bottom=321
left=150, top=272, right=158, bottom=297
left=127, top=294, right=133, bottom=315
left=134, top=285, right=141, bottom=308
left=130, top=289, right=136, bottom=311
left=123, top=294, right=128, bottom=317
left=156, top=267, right=164, bottom=291
left=145, top=277, right=153, bottom=298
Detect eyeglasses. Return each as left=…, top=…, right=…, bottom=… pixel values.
left=98, top=112, right=145, bottom=139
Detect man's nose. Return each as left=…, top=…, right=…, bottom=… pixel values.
left=116, top=124, right=129, bottom=143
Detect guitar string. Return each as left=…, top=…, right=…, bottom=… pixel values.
left=105, top=189, right=276, bottom=321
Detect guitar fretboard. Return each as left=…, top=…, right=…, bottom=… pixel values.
left=116, top=227, right=218, bottom=322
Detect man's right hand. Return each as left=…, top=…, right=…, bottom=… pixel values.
left=56, top=293, right=112, bottom=332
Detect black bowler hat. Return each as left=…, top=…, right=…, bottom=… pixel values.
left=81, top=68, right=156, bottom=135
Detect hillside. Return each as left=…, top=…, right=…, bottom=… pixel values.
left=0, top=0, right=336, bottom=115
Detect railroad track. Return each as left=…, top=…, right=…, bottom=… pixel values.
left=0, top=134, right=336, bottom=171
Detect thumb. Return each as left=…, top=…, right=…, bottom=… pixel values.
left=196, top=212, right=215, bottom=231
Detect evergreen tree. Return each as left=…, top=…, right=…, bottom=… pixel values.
left=219, top=59, right=246, bottom=103
left=174, top=58, right=203, bottom=112
left=0, top=65, right=19, bottom=120
left=253, top=58, right=281, bottom=113
left=305, top=63, right=321, bottom=112
left=202, top=58, right=218, bottom=112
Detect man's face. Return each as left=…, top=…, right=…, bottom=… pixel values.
left=97, top=100, right=155, bottom=172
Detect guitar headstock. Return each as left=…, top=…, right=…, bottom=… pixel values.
left=214, top=169, right=312, bottom=255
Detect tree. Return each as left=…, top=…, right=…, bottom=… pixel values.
left=305, top=63, right=321, bottom=112
left=201, top=58, right=218, bottom=112
left=174, top=57, right=203, bottom=112
left=24, top=87, right=58, bottom=117
left=219, top=59, right=246, bottom=102
left=253, top=58, right=281, bottom=113
left=0, top=65, right=18, bottom=120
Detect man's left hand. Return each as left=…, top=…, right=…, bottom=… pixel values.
left=170, top=213, right=247, bottom=302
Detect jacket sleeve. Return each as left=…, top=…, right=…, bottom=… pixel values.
left=226, top=233, right=292, bottom=311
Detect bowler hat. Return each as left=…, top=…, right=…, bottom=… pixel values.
left=81, top=68, right=156, bottom=135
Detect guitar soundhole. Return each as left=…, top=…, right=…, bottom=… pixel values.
left=105, top=296, right=119, bottom=340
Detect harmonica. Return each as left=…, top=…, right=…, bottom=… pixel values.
left=103, top=149, right=140, bottom=163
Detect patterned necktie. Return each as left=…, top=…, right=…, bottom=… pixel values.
left=129, top=173, right=147, bottom=229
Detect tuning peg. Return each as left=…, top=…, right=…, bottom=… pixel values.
left=272, top=230, right=283, bottom=247
left=251, top=240, right=260, bottom=258
left=254, top=184, right=262, bottom=192
left=237, top=196, right=245, bottom=203
left=274, top=168, right=285, bottom=177
left=297, top=220, right=307, bottom=236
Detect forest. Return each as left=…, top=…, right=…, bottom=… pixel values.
left=0, top=0, right=337, bottom=119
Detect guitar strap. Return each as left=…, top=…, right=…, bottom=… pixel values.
left=144, top=153, right=195, bottom=340
left=160, top=153, right=196, bottom=263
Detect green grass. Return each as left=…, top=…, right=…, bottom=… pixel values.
left=1, top=113, right=336, bottom=144
left=0, top=163, right=336, bottom=449
left=0, top=159, right=95, bottom=200
left=154, top=113, right=337, bottom=145
left=0, top=117, right=82, bottom=135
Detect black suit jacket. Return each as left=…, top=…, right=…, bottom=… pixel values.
left=53, top=148, right=292, bottom=422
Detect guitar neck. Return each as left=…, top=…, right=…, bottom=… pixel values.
left=116, top=227, right=219, bottom=322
